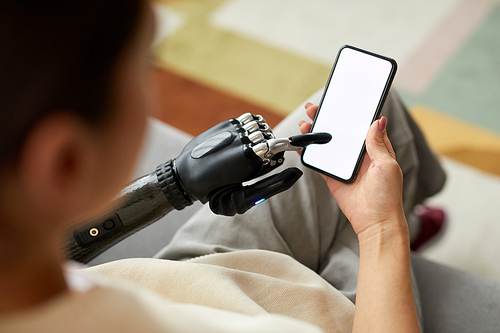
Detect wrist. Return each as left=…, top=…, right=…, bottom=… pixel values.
left=357, top=214, right=410, bottom=253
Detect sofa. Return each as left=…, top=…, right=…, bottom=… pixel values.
left=88, top=91, right=500, bottom=333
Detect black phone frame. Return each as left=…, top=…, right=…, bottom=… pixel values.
left=301, top=44, right=398, bottom=183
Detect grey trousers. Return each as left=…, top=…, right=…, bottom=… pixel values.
left=155, top=90, right=446, bottom=331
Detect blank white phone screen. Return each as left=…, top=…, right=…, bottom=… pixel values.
left=302, top=47, right=394, bottom=181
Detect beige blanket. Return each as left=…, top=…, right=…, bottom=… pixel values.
left=0, top=250, right=353, bottom=333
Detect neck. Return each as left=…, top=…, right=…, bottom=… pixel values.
left=0, top=227, right=68, bottom=314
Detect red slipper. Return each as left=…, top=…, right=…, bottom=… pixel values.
left=410, top=206, right=447, bottom=251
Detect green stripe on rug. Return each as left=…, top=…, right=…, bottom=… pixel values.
left=154, top=0, right=331, bottom=116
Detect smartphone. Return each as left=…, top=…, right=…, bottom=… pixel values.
left=301, top=45, right=397, bottom=183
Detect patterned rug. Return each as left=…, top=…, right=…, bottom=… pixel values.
left=152, top=0, right=500, bottom=176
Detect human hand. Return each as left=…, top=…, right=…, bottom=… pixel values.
left=299, top=103, right=405, bottom=238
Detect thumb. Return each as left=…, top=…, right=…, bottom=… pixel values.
left=365, top=116, right=396, bottom=161
left=209, top=168, right=303, bottom=216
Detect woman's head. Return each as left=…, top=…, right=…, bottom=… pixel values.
left=0, top=0, right=155, bottom=229
left=0, top=0, right=143, bottom=166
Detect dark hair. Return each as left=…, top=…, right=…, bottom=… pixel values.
left=0, top=0, right=143, bottom=167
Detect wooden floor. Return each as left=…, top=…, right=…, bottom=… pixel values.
left=152, top=68, right=284, bottom=137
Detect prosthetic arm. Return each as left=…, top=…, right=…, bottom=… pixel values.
left=67, top=114, right=330, bottom=263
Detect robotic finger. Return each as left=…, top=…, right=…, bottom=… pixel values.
left=252, top=132, right=332, bottom=165
left=236, top=112, right=331, bottom=167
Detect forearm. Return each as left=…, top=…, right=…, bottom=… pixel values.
left=353, top=216, right=420, bottom=333
left=66, top=165, right=189, bottom=263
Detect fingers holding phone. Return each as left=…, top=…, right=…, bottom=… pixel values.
left=299, top=102, right=404, bottom=236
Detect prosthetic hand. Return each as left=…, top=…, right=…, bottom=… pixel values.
left=157, top=113, right=331, bottom=216
left=67, top=113, right=330, bottom=262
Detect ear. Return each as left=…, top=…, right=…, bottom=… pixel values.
left=17, top=113, right=99, bottom=224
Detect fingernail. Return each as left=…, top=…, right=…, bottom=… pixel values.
left=378, top=116, right=387, bottom=132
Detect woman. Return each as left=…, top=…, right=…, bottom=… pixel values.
left=0, top=0, right=428, bottom=331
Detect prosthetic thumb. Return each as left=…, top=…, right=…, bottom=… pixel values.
left=209, top=168, right=303, bottom=216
